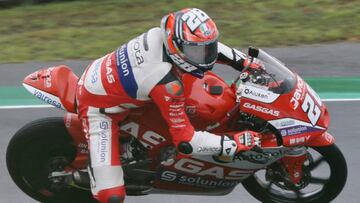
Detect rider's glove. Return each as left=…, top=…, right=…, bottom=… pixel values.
left=227, top=47, right=262, bottom=72
left=233, top=131, right=261, bottom=152
left=243, top=58, right=263, bottom=71
left=239, top=58, right=264, bottom=82
left=217, top=131, right=261, bottom=162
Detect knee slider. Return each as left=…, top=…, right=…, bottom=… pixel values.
left=178, top=141, right=193, bottom=154
left=108, top=195, right=124, bottom=203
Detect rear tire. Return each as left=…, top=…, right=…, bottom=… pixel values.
left=6, top=117, right=96, bottom=203
left=242, top=144, right=347, bottom=203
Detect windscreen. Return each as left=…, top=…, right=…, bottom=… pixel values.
left=245, top=49, right=296, bottom=94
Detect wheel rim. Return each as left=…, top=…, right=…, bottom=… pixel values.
left=19, top=142, right=77, bottom=198
left=251, top=147, right=333, bottom=202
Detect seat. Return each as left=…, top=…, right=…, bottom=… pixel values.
left=54, top=65, right=79, bottom=113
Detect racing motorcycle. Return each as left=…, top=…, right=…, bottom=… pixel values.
left=6, top=47, right=347, bottom=203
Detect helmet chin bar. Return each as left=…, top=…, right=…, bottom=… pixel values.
left=189, top=69, right=205, bottom=78
left=169, top=54, right=197, bottom=72
left=169, top=54, right=205, bottom=78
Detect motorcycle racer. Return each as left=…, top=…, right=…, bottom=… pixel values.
left=76, top=8, right=261, bottom=203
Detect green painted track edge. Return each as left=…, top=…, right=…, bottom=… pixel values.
left=0, top=77, right=359, bottom=106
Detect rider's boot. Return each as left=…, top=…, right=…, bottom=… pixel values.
left=88, top=164, right=126, bottom=203
left=96, top=185, right=126, bottom=203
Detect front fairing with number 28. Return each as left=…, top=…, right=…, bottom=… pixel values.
left=236, top=49, right=330, bottom=146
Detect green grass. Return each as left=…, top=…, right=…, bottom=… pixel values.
left=1, top=0, right=359, bottom=63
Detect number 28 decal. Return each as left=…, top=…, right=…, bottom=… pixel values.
left=301, top=93, right=321, bottom=126
left=181, top=8, right=209, bottom=31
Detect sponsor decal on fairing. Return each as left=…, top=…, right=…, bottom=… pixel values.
left=289, top=76, right=322, bottom=126
left=193, top=148, right=288, bottom=170
left=301, top=93, right=321, bottom=126
left=288, top=136, right=311, bottom=145
left=280, top=126, right=308, bottom=136
left=23, top=83, right=63, bottom=109
left=158, top=170, right=241, bottom=189
left=290, top=76, right=306, bottom=110
left=243, top=102, right=280, bottom=116
left=269, top=118, right=325, bottom=137
left=240, top=84, right=280, bottom=103
left=159, top=158, right=250, bottom=183
left=235, top=148, right=287, bottom=164
left=120, top=122, right=166, bottom=149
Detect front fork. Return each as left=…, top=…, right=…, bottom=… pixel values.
left=280, top=147, right=307, bottom=184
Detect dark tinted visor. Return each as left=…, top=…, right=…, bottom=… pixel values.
left=180, top=41, right=218, bottom=67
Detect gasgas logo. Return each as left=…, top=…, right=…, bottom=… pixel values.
left=290, top=77, right=305, bottom=109
left=243, top=102, right=280, bottom=117
left=120, top=122, right=166, bottom=149
left=161, top=158, right=251, bottom=180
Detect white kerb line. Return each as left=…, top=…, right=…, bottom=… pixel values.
left=0, top=104, right=54, bottom=109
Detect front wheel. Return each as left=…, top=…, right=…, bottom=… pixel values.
left=6, top=117, right=95, bottom=203
left=242, top=144, right=347, bottom=203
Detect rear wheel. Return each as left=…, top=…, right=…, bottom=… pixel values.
left=242, top=144, right=347, bottom=203
left=6, top=117, right=96, bottom=203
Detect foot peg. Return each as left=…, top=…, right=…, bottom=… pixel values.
left=72, top=170, right=91, bottom=188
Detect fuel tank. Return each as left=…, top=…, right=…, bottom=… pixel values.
left=182, top=71, right=236, bottom=129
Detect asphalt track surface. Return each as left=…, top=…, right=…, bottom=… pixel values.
left=0, top=42, right=359, bottom=202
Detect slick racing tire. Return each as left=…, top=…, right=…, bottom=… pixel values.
left=6, top=117, right=96, bottom=203
left=241, top=144, right=347, bottom=203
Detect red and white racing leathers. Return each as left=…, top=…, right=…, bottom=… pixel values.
left=76, top=27, right=247, bottom=203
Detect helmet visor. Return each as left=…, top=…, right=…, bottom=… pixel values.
left=180, top=41, right=218, bottom=68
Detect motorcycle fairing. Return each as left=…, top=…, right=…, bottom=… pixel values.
left=57, top=68, right=331, bottom=190
left=240, top=84, right=281, bottom=103
left=182, top=71, right=236, bottom=131
left=23, top=65, right=78, bottom=113
left=150, top=145, right=290, bottom=192
left=237, top=74, right=331, bottom=147
left=22, top=54, right=335, bottom=194
left=64, top=113, right=88, bottom=169
left=23, top=83, right=64, bottom=109
left=153, top=157, right=249, bottom=192
left=303, top=132, right=335, bottom=147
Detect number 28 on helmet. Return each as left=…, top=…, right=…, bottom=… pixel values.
left=161, top=8, right=219, bottom=78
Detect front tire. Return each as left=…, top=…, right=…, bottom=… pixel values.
left=6, top=117, right=95, bottom=203
left=242, top=144, right=347, bottom=203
